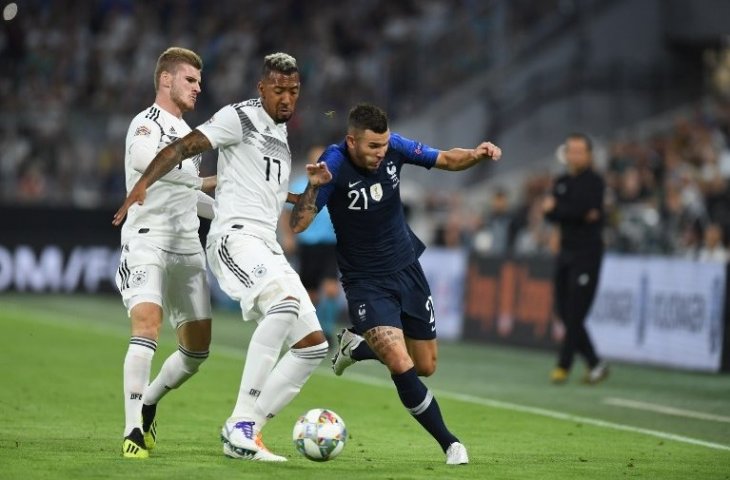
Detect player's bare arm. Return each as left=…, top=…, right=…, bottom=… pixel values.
left=113, top=130, right=212, bottom=225
left=289, top=183, right=319, bottom=233
left=434, top=142, right=502, bottom=171
left=286, top=192, right=301, bottom=205
left=289, top=162, right=332, bottom=233
left=141, top=130, right=212, bottom=189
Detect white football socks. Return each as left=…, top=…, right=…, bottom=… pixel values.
left=123, top=337, right=156, bottom=436
left=230, top=299, right=299, bottom=425
left=253, top=342, right=329, bottom=426
left=144, top=346, right=209, bottom=406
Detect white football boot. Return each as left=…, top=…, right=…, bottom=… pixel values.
left=331, top=328, right=364, bottom=376
left=445, top=442, right=469, bottom=465
left=221, top=420, right=286, bottom=462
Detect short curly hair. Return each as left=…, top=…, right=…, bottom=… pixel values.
left=262, top=52, right=298, bottom=77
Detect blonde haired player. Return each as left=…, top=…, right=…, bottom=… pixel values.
left=114, top=52, right=330, bottom=462
left=117, top=47, right=216, bottom=458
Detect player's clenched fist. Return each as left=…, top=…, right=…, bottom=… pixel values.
left=476, top=142, right=501, bottom=161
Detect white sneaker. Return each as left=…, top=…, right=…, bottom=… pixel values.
left=331, top=328, right=363, bottom=376
left=445, top=442, right=469, bottom=465
left=220, top=420, right=287, bottom=462
left=585, top=362, right=610, bottom=385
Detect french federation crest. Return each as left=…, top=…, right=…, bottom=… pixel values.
left=357, top=303, right=367, bottom=323
left=370, top=183, right=383, bottom=202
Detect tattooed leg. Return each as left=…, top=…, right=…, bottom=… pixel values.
left=365, top=326, right=461, bottom=454
left=362, top=326, right=414, bottom=375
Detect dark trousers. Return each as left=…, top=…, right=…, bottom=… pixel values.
left=554, top=251, right=602, bottom=370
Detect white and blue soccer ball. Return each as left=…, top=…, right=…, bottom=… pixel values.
left=292, top=408, right=347, bottom=461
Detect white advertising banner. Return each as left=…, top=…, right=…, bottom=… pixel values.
left=419, top=248, right=467, bottom=341
left=0, top=244, right=119, bottom=293
left=587, top=255, right=726, bottom=372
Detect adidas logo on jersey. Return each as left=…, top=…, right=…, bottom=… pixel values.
left=169, top=126, right=176, bottom=134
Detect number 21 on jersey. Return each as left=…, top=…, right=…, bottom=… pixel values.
left=347, top=187, right=369, bottom=210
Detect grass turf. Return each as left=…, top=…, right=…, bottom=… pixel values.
left=0, top=294, right=728, bottom=479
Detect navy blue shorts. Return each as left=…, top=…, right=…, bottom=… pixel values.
left=341, top=261, right=436, bottom=340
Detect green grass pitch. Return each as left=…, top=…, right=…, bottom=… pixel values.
left=1, top=294, right=728, bottom=479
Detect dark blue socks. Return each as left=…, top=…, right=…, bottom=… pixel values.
left=391, top=367, right=459, bottom=452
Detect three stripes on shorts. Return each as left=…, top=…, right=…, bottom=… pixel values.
left=218, top=235, right=254, bottom=288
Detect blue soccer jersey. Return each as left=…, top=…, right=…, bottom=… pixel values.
left=315, top=133, right=439, bottom=277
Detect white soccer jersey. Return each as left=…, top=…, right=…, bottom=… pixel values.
left=122, top=104, right=204, bottom=253
left=196, top=98, right=291, bottom=244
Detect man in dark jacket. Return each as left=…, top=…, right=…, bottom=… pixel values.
left=543, top=133, right=608, bottom=385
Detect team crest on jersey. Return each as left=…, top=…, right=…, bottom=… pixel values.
left=252, top=264, right=267, bottom=278
left=370, top=183, right=383, bottom=202
left=386, top=162, right=399, bottom=189
left=130, top=268, right=148, bottom=287
left=134, top=125, right=151, bottom=137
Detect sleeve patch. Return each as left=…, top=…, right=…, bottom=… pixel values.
left=134, top=125, right=151, bottom=136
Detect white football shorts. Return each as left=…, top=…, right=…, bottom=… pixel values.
left=116, top=238, right=212, bottom=327
left=206, top=232, right=319, bottom=342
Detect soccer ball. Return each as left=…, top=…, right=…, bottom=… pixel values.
left=292, top=408, right=347, bottom=461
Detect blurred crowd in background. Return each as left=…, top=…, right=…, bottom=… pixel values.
left=0, top=0, right=491, bottom=207
left=420, top=100, right=730, bottom=262
left=2, top=0, right=729, bottom=260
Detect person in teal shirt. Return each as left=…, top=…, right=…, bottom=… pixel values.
left=283, top=145, right=341, bottom=347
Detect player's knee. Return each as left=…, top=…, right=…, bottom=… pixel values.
left=380, top=349, right=415, bottom=375
left=177, top=319, right=212, bottom=351
left=259, top=278, right=303, bottom=321
left=288, top=312, right=328, bottom=362
left=130, top=303, right=163, bottom=339
left=415, top=359, right=437, bottom=377
left=292, top=329, right=328, bottom=349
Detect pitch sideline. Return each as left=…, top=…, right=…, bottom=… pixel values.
left=211, top=343, right=730, bottom=453
left=337, top=371, right=730, bottom=452
left=7, top=303, right=729, bottom=453
left=603, top=397, right=730, bottom=424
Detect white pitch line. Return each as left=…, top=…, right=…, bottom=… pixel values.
left=10, top=311, right=730, bottom=453
left=336, top=372, right=730, bottom=453
left=603, top=397, right=730, bottom=424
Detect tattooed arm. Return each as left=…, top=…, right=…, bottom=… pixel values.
left=290, top=183, right=320, bottom=233
left=289, top=161, right=332, bottom=233
left=285, top=192, right=301, bottom=205
left=113, top=130, right=212, bottom=225
left=140, top=130, right=212, bottom=189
